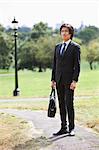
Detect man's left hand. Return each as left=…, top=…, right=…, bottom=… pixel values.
left=70, top=81, right=76, bottom=90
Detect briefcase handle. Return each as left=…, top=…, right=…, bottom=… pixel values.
left=50, top=88, right=56, bottom=98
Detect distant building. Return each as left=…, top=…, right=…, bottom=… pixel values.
left=55, top=21, right=65, bottom=30
left=77, top=21, right=85, bottom=32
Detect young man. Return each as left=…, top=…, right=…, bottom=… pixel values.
left=51, top=23, right=81, bottom=136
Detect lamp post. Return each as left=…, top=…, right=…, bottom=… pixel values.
left=12, top=17, right=20, bottom=96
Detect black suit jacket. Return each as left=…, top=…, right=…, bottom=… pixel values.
left=51, top=40, right=81, bottom=84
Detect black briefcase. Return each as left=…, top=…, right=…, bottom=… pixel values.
left=47, top=88, right=56, bottom=118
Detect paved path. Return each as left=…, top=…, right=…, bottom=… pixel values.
left=0, top=109, right=99, bottom=150
left=0, top=73, right=14, bottom=76
left=0, top=98, right=48, bottom=103
left=0, top=95, right=99, bottom=103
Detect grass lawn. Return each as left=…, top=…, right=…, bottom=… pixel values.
left=0, top=113, right=33, bottom=150
left=0, top=67, right=99, bottom=98
left=75, top=98, right=99, bottom=133
left=0, top=69, right=51, bottom=98
left=77, top=69, right=99, bottom=96
left=0, top=112, right=50, bottom=150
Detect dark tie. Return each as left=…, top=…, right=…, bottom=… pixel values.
left=60, top=43, right=66, bottom=55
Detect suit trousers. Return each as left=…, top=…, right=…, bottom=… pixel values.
left=56, top=78, right=75, bottom=131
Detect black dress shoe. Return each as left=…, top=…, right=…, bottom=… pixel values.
left=53, top=128, right=68, bottom=136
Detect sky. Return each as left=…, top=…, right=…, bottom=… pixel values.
left=0, top=0, right=99, bottom=29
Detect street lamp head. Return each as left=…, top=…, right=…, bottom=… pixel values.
left=12, top=17, right=18, bottom=30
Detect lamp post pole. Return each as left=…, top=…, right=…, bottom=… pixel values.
left=12, top=17, right=20, bottom=96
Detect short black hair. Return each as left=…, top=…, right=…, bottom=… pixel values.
left=60, top=23, right=74, bottom=39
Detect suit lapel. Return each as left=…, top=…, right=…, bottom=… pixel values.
left=57, top=43, right=62, bottom=56
left=62, top=41, right=72, bottom=57
left=56, top=41, right=73, bottom=58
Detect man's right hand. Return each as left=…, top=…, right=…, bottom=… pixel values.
left=51, top=80, right=56, bottom=89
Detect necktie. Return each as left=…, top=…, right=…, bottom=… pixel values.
left=60, top=43, right=66, bottom=55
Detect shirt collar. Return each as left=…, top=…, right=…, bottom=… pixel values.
left=62, top=39, right=71, bottom=45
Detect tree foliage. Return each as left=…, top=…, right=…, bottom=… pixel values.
left=86, top=38, right=99, bottom=69
left=0, top=22, right=99, bottom=71
left=76, top=26, right=99, bottom=44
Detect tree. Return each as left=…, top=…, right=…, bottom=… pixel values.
left=18, top=33, right=61, bottom=72
left=35, top=36, right=55, bottom=72
left=0, top=32, right=13, bottom=70
left=34, top=33, right=63, bottom=72
left=76, top=26, right=99, bottom=44
left=18, top=40, right=38, bottom=70
left=31, top=22, right=53, bottom=40
left=0, top=24, right=4, bottom=32
left=86, top=38, right=99, bottom=70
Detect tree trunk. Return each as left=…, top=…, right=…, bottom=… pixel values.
left=38, top=65, right=43, bottom=72
left=89, top=62, right=93, bottom=70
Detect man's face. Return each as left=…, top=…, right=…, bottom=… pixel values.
left=60, top=27, right=71, bottom=41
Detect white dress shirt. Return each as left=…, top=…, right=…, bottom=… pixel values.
left=61, top=39, right=71, bottom=52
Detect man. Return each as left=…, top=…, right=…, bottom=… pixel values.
left=51, top=23, right=81, bottom=136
